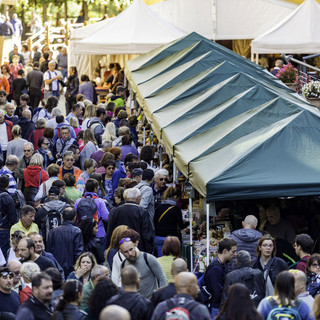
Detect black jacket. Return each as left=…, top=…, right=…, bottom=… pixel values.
left=151, top=282, right=203, bottom=308
left=16, top=295, right=53, bottom=320
left=46, top=221, right=84, bottom=277
left=0, top=189, right=17, bottom=229
left=53, top=304, right=87, bottom=320
left=222, top=266, right=265, bottom=306
left=106, top=290, right=153, bottom=320
left=86, top=237, right=105, bottom=265
left=252, top=256, right=288, bottom=285
left=64, top=74, right=79, bottom=102
left=17, top=117, right=36, bottom=140
left=106, top=201, right=154, bottom=253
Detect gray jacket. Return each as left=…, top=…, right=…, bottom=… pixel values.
left=135, top=181, right=155, bottom=230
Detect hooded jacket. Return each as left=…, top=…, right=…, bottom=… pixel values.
left=23, top=165, right=49, bottom=188
left=17, top=116, right=35, bottom=140
left=231, top=228, right=262, bottom=260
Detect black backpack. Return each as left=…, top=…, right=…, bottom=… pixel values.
left=43, top=205, right=63, bottom=241
left=76, top=195, right=98, bottom=224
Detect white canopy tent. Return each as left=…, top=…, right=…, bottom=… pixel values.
left=252, top=0, right=320, bottom=58
left=150, top=0, right=296, bottom=40
left=70, top=0, right=186, bottom=79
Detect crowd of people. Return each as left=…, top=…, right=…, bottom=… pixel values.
left=0, top=23, right=318, bottom=320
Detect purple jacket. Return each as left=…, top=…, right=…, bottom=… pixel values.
left=74, top=191, right=108, bottom=237
left=120, top=145, right=139, bottom=162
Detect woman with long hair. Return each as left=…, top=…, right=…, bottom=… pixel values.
left=82, top=104, right=96, bottom=130
left=67, top=252, right=97, bottom=284
left=79, top=218, right=105, bottom=265
left=30, top=119, right=46, bottom=151
left=89, top=173, right=107, bottom=199
left=217, top=283, right=263, bottom=320
left=36, top=137, right=54, bottom=170
left=80, top=129, right=98, bottom=170
left=7, top=230, right=25, bottom=261
left=64, top=66, right=79, bottom=114
left=154, top=186, right=187, bottom=257
left=7, top=125, right=27, bottom=158
left=306, top=253, right=320, bottom=297
left=86, top=278, right=119, bottom=320
left=102, top=159, right=115, bottom=203
left=1, top=64, right=13, bottom=101
left=102, top=122, right=117, bottom=144
left=52, top=280, right=86, bottom=320
left=252, top=234, right=288, bottom=296
left=23, top=153, right=49, bottom=204
left=106, top=225, right=128, bottom=272
left=257, top=271, right=313, bottom=320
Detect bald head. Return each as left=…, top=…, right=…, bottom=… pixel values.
left=99, top=305, right=131, bottom=320
left=175, top=272, right=199, bottom=298
left=7, top=259, right=22, bottom=270
left=242, top=215, right=258, bottom=229
left=7, top=259, right=22, bottom=286
left=121, top=265, right=139, bottom=288
left=22, top=110, right=31, bottom=119
left=171, top=258, right=188, bottom=277
left=292, top=270, right=307, bottom=295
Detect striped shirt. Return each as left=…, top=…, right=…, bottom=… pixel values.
left=0, top=166, right=17, bottom=194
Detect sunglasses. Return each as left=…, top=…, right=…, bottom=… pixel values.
left=65, top=159, right=74, bottom=162
left=119, top=237, right=131, bottom=245
left=0, top=94, right=6, bottom=97
left=159, top=178, right=167, bottom=182
left=1, top=272, right=13, bottom=279
left=24, top=149, right=31, bottom=152
left=311, top=263, right=320, bottom=268
left=43, top=142, right=50, bottom=145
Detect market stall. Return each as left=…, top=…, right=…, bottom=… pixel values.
left=125, top=32, right=320, bottom=268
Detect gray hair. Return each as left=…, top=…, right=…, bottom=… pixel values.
left=20, top=261, right=40, bottom=281
left=236, top=250, right=251, bottom=268
left=155, top=168, right=169, bottom=179
left=52, top=107, right=62, bottom=116
left=24, top=142, right=34, bottom=150
left=5, top=155, right=19, bottom=166
left=124, top=188, right=141, bottom=200
left=91, top=265, right=107, bottom=278
left=48, top=60, right=56, bottom=66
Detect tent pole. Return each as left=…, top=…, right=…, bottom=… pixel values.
left=251, top=52, right=254, bottom=62
left=143, top=127, right=146, bottom=146
left=129, top=88, right=132, bottom=116
left=189, top=197, right=193, bottom=272
left=255, top=53, right=259, bottom=65
left=159, top=145, right=163, bottom=169
left=173, top=162, right=176, bottom=187
left=206, top=203, right=210, bottom=265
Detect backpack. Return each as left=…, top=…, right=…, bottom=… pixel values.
left=43, top=205, right=64, bottom=241
left=11, top=190, right=26, bottom=211
left=76, top=195, right=98, bottom=224
left=32, top=107, right=49, bottom=123
left=165, top=296, right=198, bottom=320
left=266, top=297, right=302, bottom=320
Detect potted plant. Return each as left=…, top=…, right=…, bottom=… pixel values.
left=275, top=63, right=298, bottom=91
left=302, top=80, right=320, bottom=108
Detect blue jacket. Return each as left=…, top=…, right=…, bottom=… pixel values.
left=112, top=164, right=126, bottom=195
left=46, top=221, right=84, bottom=277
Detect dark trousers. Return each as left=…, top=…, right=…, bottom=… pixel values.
left=29, top=88, right=42, bottom=109
left=0, top=229, right=10, bottom=260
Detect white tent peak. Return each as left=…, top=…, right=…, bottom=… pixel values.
left=74, top=0, right=186, bottom=55
left=252, top=0, right=320, bottom=54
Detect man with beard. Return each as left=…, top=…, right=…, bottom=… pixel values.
left=29, top=233, right=65, bottom=280
left=16, top=272, right=54, bottom=320
left=0, top=266, right=20, bottom=315
left=18, top=237, right=54, bottom=271
left=119, top=238, right=166, bottom=299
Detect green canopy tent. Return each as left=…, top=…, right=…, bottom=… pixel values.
left=124, top=32, right=320, bottom=264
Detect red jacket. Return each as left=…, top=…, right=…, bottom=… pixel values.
left=30, top=128, right=45, bottom=150
left=4, top=120, right=13, bottom=141
left=23, top=165, right=49, bottom=188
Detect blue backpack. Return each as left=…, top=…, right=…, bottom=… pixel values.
left=266, top=297, right=302, bottom=320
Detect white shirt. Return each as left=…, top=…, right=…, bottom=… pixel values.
left=43, top=70, right=59, bottom=91
left=0, top=122, right=8, bottom=150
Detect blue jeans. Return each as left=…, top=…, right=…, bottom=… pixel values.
left=0, top=229, right=10, bottom=260
left=154, top=236, right=166, bottom=257
left=211, top=307, right=219, bottom=320
left=44, top=90, right=59, bottom=101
